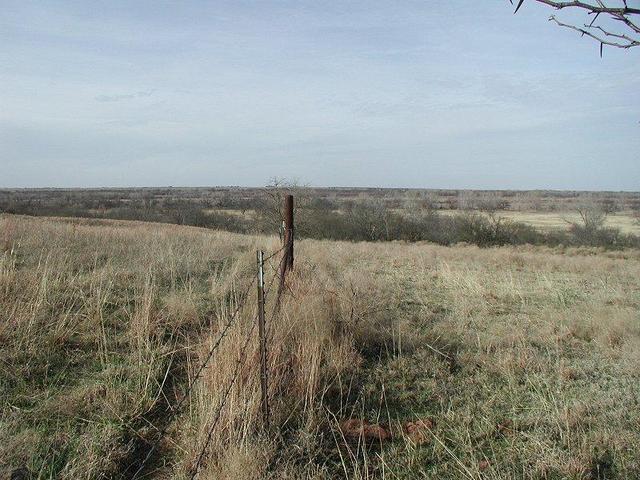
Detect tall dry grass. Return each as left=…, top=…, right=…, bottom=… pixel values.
left=0, top=215, right=365, bottom=478
left=1, top=214, right=639, bottom=479
left=0, top=215, right=261, bottom=477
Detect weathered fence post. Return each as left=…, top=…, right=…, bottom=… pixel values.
left=284, top=194, right=294, bottom=270
left=280, top=194, right=294, bottom=277
left=256, top=250, right=269, bottom=427
left=276, top=194, right=294, bottom=306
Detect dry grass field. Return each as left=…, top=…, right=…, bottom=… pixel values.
left=2, top=214, right=640, bottom=479
left=438, top=210, right=640, bottom=235
left=494, top=212, right=640, bottom=235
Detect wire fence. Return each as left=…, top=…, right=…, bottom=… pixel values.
left=129, top=240, right=289, bottom=479
left=189, top=316, right=258, bottom=478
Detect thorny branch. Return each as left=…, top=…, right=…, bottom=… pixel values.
left=511, top=0, right=640, bottom=53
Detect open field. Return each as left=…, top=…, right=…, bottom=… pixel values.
left=495, top=211, right=640, bottom=235
left=2, top=213, right=640, bottom=479
left=436, top=210, right=640, bottom=235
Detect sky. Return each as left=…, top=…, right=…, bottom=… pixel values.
left=1, top=0, right=639, bottom=190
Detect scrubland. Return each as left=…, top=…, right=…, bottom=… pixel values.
left=2, top=188, right=639, bottom=249
left=1, top=214, right=639, bottom=479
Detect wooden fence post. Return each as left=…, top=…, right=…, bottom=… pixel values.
left=285, top=194, right=294, bottom=270
left=277, top=194, right=294, bottom=305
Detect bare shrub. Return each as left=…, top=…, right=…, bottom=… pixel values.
left=577, top=203, right=607, bottom=231
left=403, top=191, right=439, bottom=212
left=255, top=177, right=312, bottom=237
left=568, top=199, right=622, bottom=246
left=457, top=191, right=509, bottom=212
left=457, top=190, right=477, bottom=211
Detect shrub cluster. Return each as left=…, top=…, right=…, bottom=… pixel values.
left=2, top=194, right=638, bottom=249
left=292, top=204, right=639, bottom=249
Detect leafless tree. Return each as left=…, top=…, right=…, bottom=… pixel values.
left=457, top=191, right=477, bottom=211
left=564, top=197, right=607, bottom=231
left=258, top=177, right=311, bottom=236
left=403, top=191, right=439, bottom=213
left=511, top=0, right=640, bottom=54
left=457, top=191, right=509, bottom=213
left=577, top=203, right=607, bottom=230
left=600, top=197, right=620, bottom=215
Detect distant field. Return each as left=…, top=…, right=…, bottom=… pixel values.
left=203, top=208, right=256, bottom=218
left=499, top=211, right=640, bottom=234
left=440, top=210, right=640, bottom=235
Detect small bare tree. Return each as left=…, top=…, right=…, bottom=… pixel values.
left=511, top=0, right=640, bottom=54
left=457, top=191, right=477, bottom=211
left=403, top=191, right=439, bottom=213
left=563, top=197, right=607, bottom=239
left=576, top=203, right=607, bottom=231
left=475, top=192, right=511, bottom=238
left=258, top=177, right=311, bottom=236
left=600, top=198, right=620, bottom=215
left=458, top=191, right=508, bottom=213
left=567, top=198, right=626, bottom=246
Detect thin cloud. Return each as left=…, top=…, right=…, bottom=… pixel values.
left=95, top=90, right=154, bottom=103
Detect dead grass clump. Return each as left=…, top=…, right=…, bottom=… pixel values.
left=1, top=215, right=16, bottom=253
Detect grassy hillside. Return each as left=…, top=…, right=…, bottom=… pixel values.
left=1, top=214, right=639, bottom=479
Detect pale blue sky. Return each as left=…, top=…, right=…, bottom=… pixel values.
left=1, top=0, right=639, bottom=189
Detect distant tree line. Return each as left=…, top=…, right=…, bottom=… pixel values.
left=1, top=188, right=638, bottom=249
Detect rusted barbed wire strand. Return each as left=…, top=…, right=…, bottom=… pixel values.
left=129, top=273, right=258, bottom=479
left=263, top=256, right=282, bottom=299
left=267, top=252, right=297, bottom=300
left=265, top=252, right=282, bottom=278
left=266, top=248, right=296, bottom=295
left=129, top=245, right=285, bottom=478
left=263, top=243, right=286, bottom=262
left=263, top=261, right=288, bottom=339
left=190, top=317, right=259, bottom=479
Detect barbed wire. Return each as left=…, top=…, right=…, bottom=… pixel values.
left=129, top=244, right=285, bottom=478
left=265, top=251, right=282, bottom=278
left=189, top=315, right=259, bottom=479
left=124, top=245, right=286, bottom=480
left=263, top=256, right=281, bottom=299
left=263, top=243, right=286, bottom=262
left=266, top=250, right=297, bottom=301
left=129, top=273, right=257, bottom=478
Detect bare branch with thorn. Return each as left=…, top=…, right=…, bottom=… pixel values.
left=510, top=0, right=640, bottom=54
